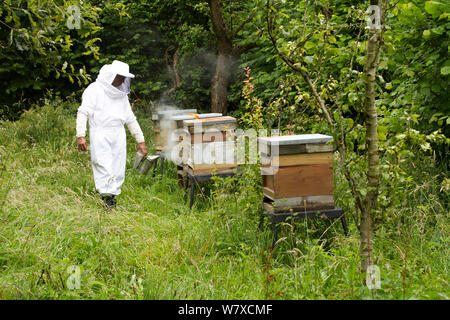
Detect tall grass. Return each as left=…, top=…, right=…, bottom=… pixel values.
left=0, top=97, right=448, bottom=299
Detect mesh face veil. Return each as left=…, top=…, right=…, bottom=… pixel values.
left=117, top=77, right=132, bottom=94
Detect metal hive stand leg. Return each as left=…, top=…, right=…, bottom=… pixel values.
left=186, top=171, right=238, bottom=210
left=159, top=155, right=165, bottom=176
left=340, top=214, right=349, bottom=236
left=272, top=222, right=278, bottom=249
left=152, top=157, right=159, bottom=178
left=189, top=175, right=195, bottom=210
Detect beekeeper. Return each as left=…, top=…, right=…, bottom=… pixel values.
left=76, top=60, right=147, bottom=209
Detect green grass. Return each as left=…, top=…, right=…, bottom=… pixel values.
left=0, top=98, right=448, bottom=299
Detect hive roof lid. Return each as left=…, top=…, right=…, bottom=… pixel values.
left=155, top=109, right=197, bottom=117
left=183, top=116, right=237, bottom=126
left=258, top=134, right=333, bottom=145
left=170, top=113, right=222, bottom=121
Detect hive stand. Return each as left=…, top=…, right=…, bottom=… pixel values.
left=261, top=204, right=349, bottom=249
left=151, top=151, right=165, bottom=177
left=159, top=153, right=165, bottom=176
left=185, top=170, right=239, bottom=209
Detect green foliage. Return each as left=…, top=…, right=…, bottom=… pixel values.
left=92, top=1, right=168, bottom=102
left=81, top=0, right=216, bottom=111
left=173, top=23, right=215, bottom=110
left=0, top=144, right=12, bottom=217
left=0, top=0, right=106, bottom=119
left=383, top=0, right=450, bottom=140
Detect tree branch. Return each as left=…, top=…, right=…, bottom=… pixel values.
left=266, top=0, right=334, bottom=126
left=208, top=0, right=232, bottom=43
left=231, top=11, right=256, bottom=39
left=266, top=0, right=365, bottom=217
left=233, top=42, right=258, bottom=56
left=162, top=46, right=180, bottom=97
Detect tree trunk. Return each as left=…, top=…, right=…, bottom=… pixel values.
left=211, top=51, right=232, bottom=114
left=360, top=0, right=383, bottom=274
left=162, top=47, right=180, bottom=98
left=208, top=0, right=258, bottom=114
left=208, top=0, right=233, bottom=115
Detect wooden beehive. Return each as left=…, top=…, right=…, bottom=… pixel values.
left=170, top=113, right=223, bottom=130
left=182, top=116, right=238, bottom=175
left=164, top=113, right=223, bottom=163
left=258, top=134, right=335, bottom=212
left=152, top=109, right=197, bottom=152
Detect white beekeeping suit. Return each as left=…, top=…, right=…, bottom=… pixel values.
left=76, top=60, right=145, bottom=205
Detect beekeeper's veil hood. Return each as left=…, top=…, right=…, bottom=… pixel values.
left=96, top=60, right=135, bottom=97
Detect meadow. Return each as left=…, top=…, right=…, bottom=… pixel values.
left=0, top=98, right=448, bottom=300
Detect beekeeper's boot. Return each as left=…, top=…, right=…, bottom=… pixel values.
left=101, top=194, right=116, bottom=210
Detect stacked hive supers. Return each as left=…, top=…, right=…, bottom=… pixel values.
left=258, top=134, right=335, bottom=213
left=182, top=116, right=238, bottom=176
left=163, top=113, right=222, bottom=162
left=152, top=109, right=197, bottom=153
left=152, top=109, right=222, bottom=157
